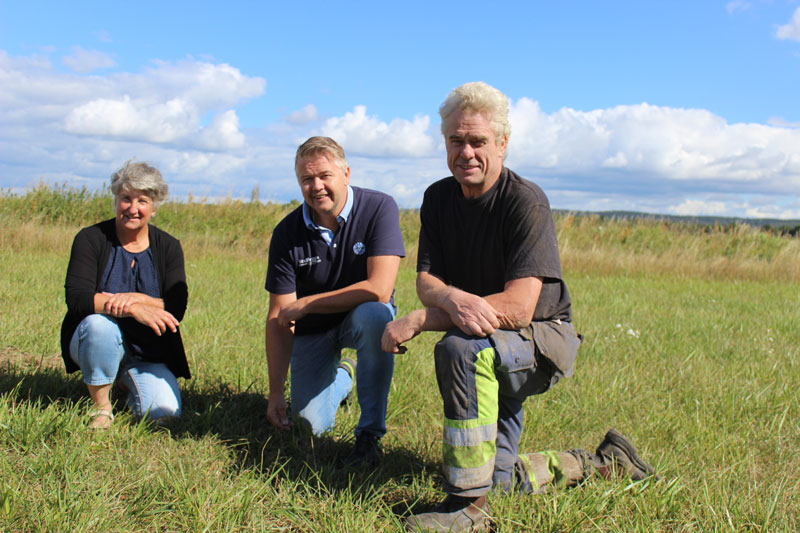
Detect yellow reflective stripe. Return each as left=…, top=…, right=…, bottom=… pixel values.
left=443, top=422, right=496, bottom=447
left=517, top=453, right=539, bottom=492
left=538, top=450, right=566, bottom=489
left=443, top=460, right=497, bottom=488
left=474, top=347, right=498, bottom=421
left=443, top=439, right=497, bottom=469
left=443, top=416, right=496, bottom=430
left=441, top=346, right=500, bottom=476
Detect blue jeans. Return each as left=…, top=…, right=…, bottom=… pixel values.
left=69, top=314, right=181, bottom=420
left=290, top=301, right=395, bottom=437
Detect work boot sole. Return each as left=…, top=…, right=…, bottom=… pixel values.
left=600, top=429, right=657, bottom=480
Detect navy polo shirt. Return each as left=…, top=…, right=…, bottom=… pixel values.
left=265, top=186, right=406, bottom=335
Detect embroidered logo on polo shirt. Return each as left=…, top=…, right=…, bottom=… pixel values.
left=352, top=242, right=366, bottom=255
left=298, top=256, right=321, bottom=267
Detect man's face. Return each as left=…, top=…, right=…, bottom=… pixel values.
left=444, top=109, right=507, bottom=199
left=296, top=153, right=350, bottom=225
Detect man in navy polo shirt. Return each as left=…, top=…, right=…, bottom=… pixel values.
left=265, top=136, right=405, bottom=467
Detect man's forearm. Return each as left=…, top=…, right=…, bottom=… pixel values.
left=408, top=306, right=456, bottom=333
left=417, top=272, right=541, bottom=331
left=297, top=280, right=388, bottom=315
left=265, top=318, right=293, bottom=398
left=416, top=271, right=453, bottom=309
left=483, top=277, right=542, bottom=329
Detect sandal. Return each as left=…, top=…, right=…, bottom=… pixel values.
left=88, top=407, right=114, bottom=430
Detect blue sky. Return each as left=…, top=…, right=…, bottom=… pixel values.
left=2, top=0, right=799, bottom=217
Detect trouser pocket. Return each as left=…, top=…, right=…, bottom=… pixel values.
left=490, top=328, right=557, bottom=401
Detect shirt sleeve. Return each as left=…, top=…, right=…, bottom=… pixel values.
left=416, top=186, right=443, bottom=275
left=265, top=220, right=297, bottom=295
left=64, top=227, right=101, bottom=318
left=365, top=194, right=405, bottom=258
left=503, top=195, right=562, bottom=282
left=161, top=234, right=188, bottom=322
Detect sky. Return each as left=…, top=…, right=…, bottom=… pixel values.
left=2, top=1, right=800, bottom=218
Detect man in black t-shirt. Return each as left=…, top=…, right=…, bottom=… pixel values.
left=383, top=83, right=656, bottom=532
left=265, top=137, right=405, bottom=468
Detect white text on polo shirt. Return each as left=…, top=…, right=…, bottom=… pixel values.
left=297, top=256, right=321, bottom=267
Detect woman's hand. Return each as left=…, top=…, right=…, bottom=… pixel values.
left=102, top=292, right=154, bottom=317
left=127, top=302, right=180, bottom=335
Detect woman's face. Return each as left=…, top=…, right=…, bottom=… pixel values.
left=115, top=188, right=155, bottom=233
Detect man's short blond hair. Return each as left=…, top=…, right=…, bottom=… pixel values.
left=295, top=136, right=348, bottom=175
left=439, top=82, right=511, bottom=146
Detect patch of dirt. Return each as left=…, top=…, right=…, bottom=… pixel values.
left=0, top=346, right=62, bottom=369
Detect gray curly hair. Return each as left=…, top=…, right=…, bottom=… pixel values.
left=110, top=160, right=169, bottom=207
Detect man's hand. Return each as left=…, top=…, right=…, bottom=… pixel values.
left=276, top=298, right=309, bottom=328
left=442, top=289, right=501, bottom=337
left=267, top=395, right=292, bottom=431
left=128, top=303, right=180, bottom=336
left=382, top=310, right=425, bottom=353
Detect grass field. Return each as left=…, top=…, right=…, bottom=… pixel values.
left=1, top=187, right=799, bottom=531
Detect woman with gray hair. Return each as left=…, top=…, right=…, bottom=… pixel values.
left=60, top=161, right=190, bottom=429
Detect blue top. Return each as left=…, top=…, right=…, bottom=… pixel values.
left=100, top=246, right=161, bottom=298
left=266, top=186, right=405, bottom=335
left=100, top=244, right=162, bottom=358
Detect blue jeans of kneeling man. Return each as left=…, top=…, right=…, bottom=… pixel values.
left=290, top=301, right=395, bottom=438
left=69, top=314, right=181, bottom=420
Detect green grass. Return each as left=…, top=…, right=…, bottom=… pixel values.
left=1, top=187, right=799, bottom=531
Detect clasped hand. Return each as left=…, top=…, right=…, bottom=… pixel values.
left=103, top=292, right=178, bottom=336
left=443, top=290, right=500, bottom=337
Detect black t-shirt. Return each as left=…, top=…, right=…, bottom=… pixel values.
left=417, top=167, right=571, bottom=322
left=266, top=186, right=406, bottom=335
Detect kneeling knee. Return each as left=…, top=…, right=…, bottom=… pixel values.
left=138, top=400, right=181, bottom=421
left=351, top=302, right=393, bottom=335
left=80, top=314, right=120, bottom=337
left=434, top=330, right=491, bottom=366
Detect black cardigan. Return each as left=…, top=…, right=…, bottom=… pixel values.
left=60, top=219, right=191, bottom=379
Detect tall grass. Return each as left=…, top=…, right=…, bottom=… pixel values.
left=1, top=186, right=799, bottom=531
left=4, top=185, right=796, bottom=280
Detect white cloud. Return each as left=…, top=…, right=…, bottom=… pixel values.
left=319, top=105, right=436, bottom=158
left=61, top=46, right=115, bottom=73
left=726, top=1, right=752, bottom=15
left=507, top=99, right=800, bottom=197
left=0, top=50, right=269, bottom=198
left=285, top=104, right=318, bottom=125
left=2, top=49, right=799, bottom=218
left=776, top=7, right=800, bottom=41
left=93, top=30, right=113, bottom=44
left=142, top=59, right=265, bottom=111
left=670, top=199, right=728, bottom=216
left=195, top=110, right=246, bottom=150
left=65, top=95, right=196, bottom=142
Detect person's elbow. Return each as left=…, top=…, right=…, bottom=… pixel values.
left=503, top=305, right=535, bottom=330
left=371, top=285, right=394, bottom=304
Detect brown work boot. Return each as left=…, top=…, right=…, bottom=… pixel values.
left=594, top=428, right=657, bottom=481
left=405, top=494, right=491, bottom=532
